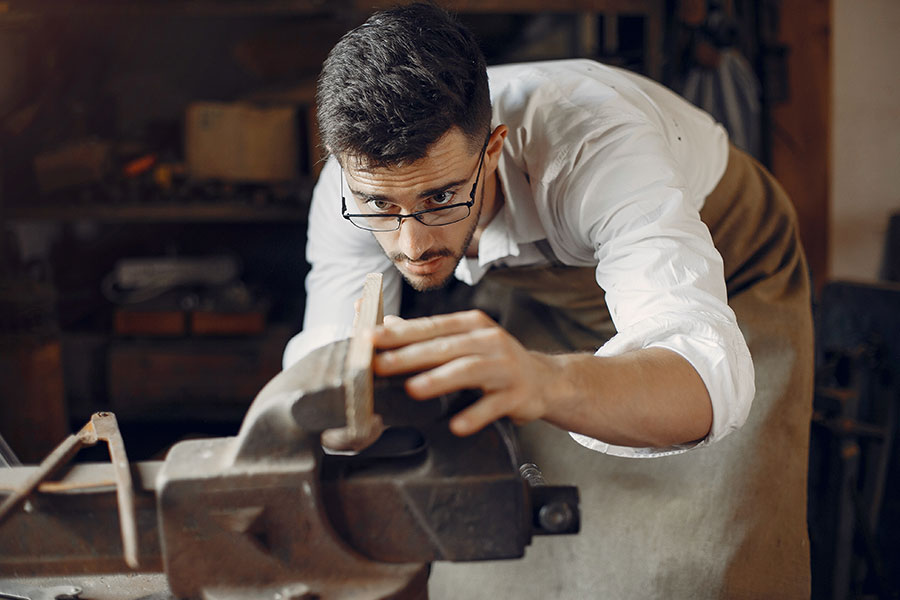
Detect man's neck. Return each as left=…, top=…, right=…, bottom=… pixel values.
left=467, top=171, right=505, bottom=258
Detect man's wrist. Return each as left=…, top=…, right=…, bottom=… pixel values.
left=529, top=351, right=586, bottom=423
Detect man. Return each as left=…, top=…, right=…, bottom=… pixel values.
left=285, top=4, right=813, bottom=598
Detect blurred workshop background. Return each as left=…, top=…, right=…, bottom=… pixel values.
left=0, top=1, right=897, bottom=599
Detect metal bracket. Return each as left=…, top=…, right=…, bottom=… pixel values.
left=0, top=583, right=82, bottom=600
left=0, top=412, right=139, bottom=569
left=0, top=432, right=20, bottom=468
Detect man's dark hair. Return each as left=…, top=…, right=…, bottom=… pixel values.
left=317, top=2, right=491, bottom=168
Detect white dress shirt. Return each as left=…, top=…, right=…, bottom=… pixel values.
left=285, top=59, right=755, bottom=458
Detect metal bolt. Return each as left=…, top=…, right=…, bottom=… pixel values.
left=538, top=501, right=574, bottom=533
left=519, top=462, right=547, bottom=487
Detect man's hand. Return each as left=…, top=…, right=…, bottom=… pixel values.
left=373, top=310, right=714, bottom=448
left=372, top=310, right=559, bottom=436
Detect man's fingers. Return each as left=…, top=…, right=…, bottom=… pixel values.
left=449, top=392, right=516, bottom=437
left=374, top=327, right=499, bottom=376
left=402, top=354, right=507, bottom=399
left=366, top=309, right=542, bottom=438
left=373, top=310, right=494, bottom=349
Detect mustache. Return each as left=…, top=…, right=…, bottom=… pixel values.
left=389, top=248, right=455, bottom=263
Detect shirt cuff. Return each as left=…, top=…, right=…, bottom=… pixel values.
left=569, top=432, right=703, bottom=458
left=570, top=311, right=754, bottom=458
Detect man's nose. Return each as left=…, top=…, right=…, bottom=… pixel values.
left=397, top=217, right=434, bottom=260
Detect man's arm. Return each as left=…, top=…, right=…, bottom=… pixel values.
left=527, top=115, right=751, bottom=453
left=370, top=118, right=750, bottom=452
left=373, top=310, right=712, bottom=448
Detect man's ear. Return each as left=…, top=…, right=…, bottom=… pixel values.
left=485, top=124, right=509, bottom=172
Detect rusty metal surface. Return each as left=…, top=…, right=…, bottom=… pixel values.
left=0, top=580, right=83, bottom=599
left=0, top=427, right=91, bottom=526
left=0, top=574, right=171, bottom=600
left=0, top=462, right=161, bottom=495
left=0, top=413, right=139, bottom=571
left=156, top=337, right=430, bottom=599
left=86, top=413, right=138, bottom=569
left=0, top=432, right=19, bottom=468
left=158, top=433, right=427, bottom=600
left=0, top=334, right=579, bottom=599
left=0, top=479, right=164, bottom=577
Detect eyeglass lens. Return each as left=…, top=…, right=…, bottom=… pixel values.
left=346, top=204, right=471, bottom=231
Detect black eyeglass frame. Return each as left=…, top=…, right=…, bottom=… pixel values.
left=340, top=135, right=490, bottom=232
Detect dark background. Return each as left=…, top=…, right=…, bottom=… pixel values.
left=0, top=2, right=895, bottom=599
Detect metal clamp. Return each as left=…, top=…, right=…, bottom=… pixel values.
left=0, top=412, right=138, bottom=569
left=0, top=582, right=82, bottom=600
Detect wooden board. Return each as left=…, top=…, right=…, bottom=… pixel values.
left=344, top=273, right=383, bottom=440
left=770, top=0, right=831, bottom=292
left=107, top=328, right=290, bottom=419
left=0, top=340, right=68, bottom=463
left=114, top=310, right=186, bottom=337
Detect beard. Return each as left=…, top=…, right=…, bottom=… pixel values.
left=387, top=187, right=484, bottom=292
left=395, top=251, right=459, bottom=292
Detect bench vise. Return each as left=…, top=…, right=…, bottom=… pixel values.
left=0, top=277, right=579, bottom=599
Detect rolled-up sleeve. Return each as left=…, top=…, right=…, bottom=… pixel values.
left=538, top=117, right=754, bottom=457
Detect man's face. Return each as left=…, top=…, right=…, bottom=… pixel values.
left=342, top=128, right=488, bottom=292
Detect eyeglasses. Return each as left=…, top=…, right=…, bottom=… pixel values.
left=341, top=136, right=489, bottom=232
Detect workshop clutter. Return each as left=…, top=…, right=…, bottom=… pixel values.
left=182, top=80, right=324, bottom=186
left=0, top=231, right=68, bottom=463
left=182, top=80, right=323, bottom=184
left=11, top=85, right=318, bottom=427
left=185, top=102, right=298, bottom=183
left=103, top=254, right=267, bottom=337
left=28, top=135, right=310, bottom=213
left=101, top=253, right=289, bottom=420
left=32, top=138, right=113, bottom=195
left=23, top=87, right=320, bottom=216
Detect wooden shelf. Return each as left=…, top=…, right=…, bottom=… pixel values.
left=358, top=0, right=665, bottom=79
left=1, top=0, right=344, bottom=19
left=2, top=202, right=308, bottom=223
left=358, top=0, right=662, bottom=12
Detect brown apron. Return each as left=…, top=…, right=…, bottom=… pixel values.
left=428, top=144, right=814, bottom=599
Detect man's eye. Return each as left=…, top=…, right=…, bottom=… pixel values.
left=430, top=191, right=456, bottom=206
left=368, top=199, right=397, bottom=212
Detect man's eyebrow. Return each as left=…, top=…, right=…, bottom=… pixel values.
left=348, top=178, right=469, bottom=203
left=348, top=187, right=389, bottom=203
left=417, top=178, right=468, bottom=199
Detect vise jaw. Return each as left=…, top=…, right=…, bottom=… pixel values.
left=157, top=336, right=578, bottom=599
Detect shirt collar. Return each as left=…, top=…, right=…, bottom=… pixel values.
left=495, top=148, right=546, bottom=245
left=454, top=149, right=547, bottom=284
